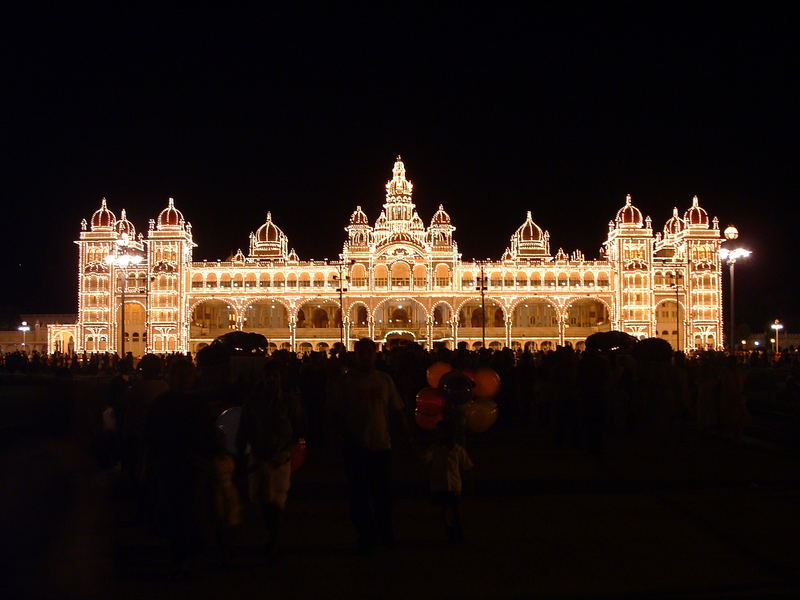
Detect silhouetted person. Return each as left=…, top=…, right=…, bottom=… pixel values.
left=236, top=359, right=294, bottom=560
left=423, top=420, right=473, bottom=543
left=330, top=337, right=406, bottom=553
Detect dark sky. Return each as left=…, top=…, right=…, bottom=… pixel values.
left=2, top=6, right=797, bottom=332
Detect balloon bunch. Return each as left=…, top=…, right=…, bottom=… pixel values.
left=414, top=362, right=500, bottom=433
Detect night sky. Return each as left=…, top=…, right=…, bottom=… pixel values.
left=3, top=6, right=797, bottom=333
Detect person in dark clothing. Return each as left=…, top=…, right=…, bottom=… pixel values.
left=236, top=360, right=295, bottom=559
left=145, top=358, right=219, bottom=576
left=330, top=338, right=407, bottom=553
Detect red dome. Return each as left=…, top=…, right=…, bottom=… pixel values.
left=431, top=204, right=451, bottom=225
left=663, top=207, right=685, bottom=236
left=349, top=205, right=369, bottom=225
left=90, top=198, right=116, bottom=230
left=157, top=197, right=184, bottom=228
left=684, top=195, right=709, bottom=227
left=616, top=194, right=643, bottom=227
left=516, top=211, right=543, bottom=240
left=114, top=208, right=135, bottom=237
left=255, top=212, right=285, bottom=242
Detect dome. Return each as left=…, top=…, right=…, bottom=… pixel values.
left=90, top=198, right=116, bottom=230
left=616, top=194, right=643, bottom=227
left=349, top=205, right=369, bottom=225
left=114, top=208, right=135, bottom=237
left=684, top=195, right=709, bottom=228
left=516, top=211, right=543, bottom=241
left=431, top=204, right=451, bottom=226
left=255, top=212, right=285, bottom=242
left=157, top=197, right=184, bottom=229
left=663, top=207, right=685, bottom=236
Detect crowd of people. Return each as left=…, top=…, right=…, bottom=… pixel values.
left=3, top=338, right=800, bottom=576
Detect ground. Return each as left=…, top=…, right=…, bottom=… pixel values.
left=2, top=375, right=800, bottom=599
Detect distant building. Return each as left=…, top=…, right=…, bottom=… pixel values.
left=49, top=157, right=725, bottom=355
left=0, top=314, right=77, bottom=354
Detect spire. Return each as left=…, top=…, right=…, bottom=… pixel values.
left=267, top=211, right=272, bottom=221
left=120, top=208, right=127, bottom=219
left=625, top=194, right=632, bottom=205
left=101, top=197, right=108, bottom=208
left=168, top=197, right=175, bottom=207
left=692, top=195, right=699, bottom=206
left=386, top=156, right=413, bottom=197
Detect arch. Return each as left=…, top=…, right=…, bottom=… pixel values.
left=413, top=263, right=427, bottom=286
left=569, top=271, right=581, bottom=287
left=510, top=298, right=560, bottom=329
left=243, top=300, right=290, bottom=330
left=374, top=264, right=389, bottom=287
left=544, top=272, right=556, bottom=287
left=296, top=298, right=341, bottom=329
left=434, top=263, right=450, bottom=287
left=245, top=273, right=257, bottom=288
left=390, top=261, right=411, bottom=287
left=190, top=299, right=238, bottom=337
left=530, top=272, right=541, bottom=287
left=516, top=271, right=528, bottom=287
left=564, top=298, right=611, bottom=335
left=373, top=296, right=429, bottom=321
left=431, top=300, right=454, bottom=325
left=456, top=297, right=506, bottom=328
left=349, top=302, right=369, bottom=326
left=298, top=342, right=313, bottom=354
left=558, top=272, right=568, bottom=287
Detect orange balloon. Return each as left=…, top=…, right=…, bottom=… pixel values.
left=426, top=361, right=454, bottom=388
left=473, top=367, right=501, bottom=398
left=465, top=398, right=498, bottom=433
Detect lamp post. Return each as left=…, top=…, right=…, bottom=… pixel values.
left=106, top=233, right=143, bottom=358
left=331, top=258, right=352, bottom=349
left=474, top=259, right=488, bottom=349
left=770, top=319, right=783, bottom=352
left=18, top=321, right=30, bottom=352
left=719, top=226, right=751, bottom=352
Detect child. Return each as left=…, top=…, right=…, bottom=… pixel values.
left=424, top=420, right=474, bottom=543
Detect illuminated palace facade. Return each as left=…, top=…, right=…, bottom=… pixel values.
left=49, top=158, right=724, bottom=355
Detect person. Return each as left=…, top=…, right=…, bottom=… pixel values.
left=423, top=420, right=474, bottom=543
left=330, top=337, right=407, bottom=553
left=145, top=358, right=219, bottom=577
left=122, top=354, right=168, bottom=488
left=236, top=359, right=295, bottom=560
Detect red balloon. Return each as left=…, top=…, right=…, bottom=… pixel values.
left=291, top=438, right=307, bottom=472
left=416, top=387, right=445, bottom=416
left=473, top=367, right=501, bottom=398
left=462, top=369, right=477, bottom=385
left=414, top=410, right=443, bottom=430
left=465, top=398, right=498, bottom=433
left=426, top=361, right=454, bottom=388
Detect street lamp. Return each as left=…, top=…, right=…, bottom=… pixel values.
left=719, top=226, right=751, bottom=352
left=106, top=233, right=143, bottom=358
left=474, top=259, right=489, bottom=349
left=331, top=257, right=353, bottom=349
left=18, top=321, right=30, bottom=352
left=770, top=319, right=783, bottom=352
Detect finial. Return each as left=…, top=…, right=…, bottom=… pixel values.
left=625, top=194, right=632, bottom=205
left=168, top=197, right=174, bottom=207
left=526, top=210, right=532, bottom=220
left=673, top=207, right=679, bottom=217
left=692, top=195, right=699, bottom=206
left=267, top=211, right=272, bottom=221
left=81, top=218, right=87, bottom=231
left=356, top=205, right=361, bottom=211
left=120, top=208, right=127, bottom=219
left=396, top=154, right=402, bottom=162
left=438, top=204, right=444, bottom=210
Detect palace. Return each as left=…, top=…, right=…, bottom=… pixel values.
left=48, top=157, right=724, bottom=355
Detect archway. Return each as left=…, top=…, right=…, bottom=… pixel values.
left=374, top=298, right=427, bottom=342
left=510, top=299, right=559, bottom=348
left=191, top=300, right=238, bottom=341
left=655, top=299, right=685, bottom=350
left=117, top=302, right=147, bottom=356
left=565, top=298, right=611, bottom=343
